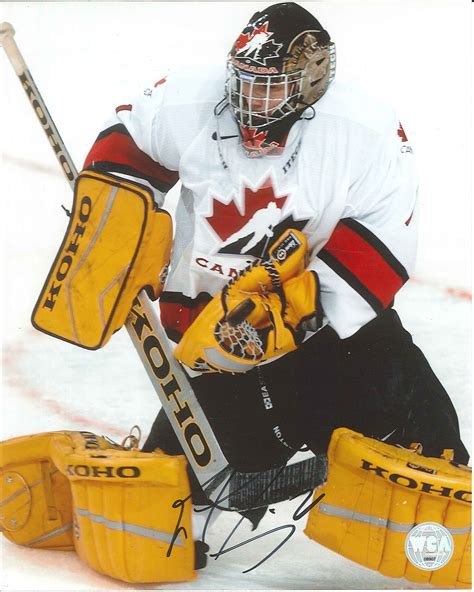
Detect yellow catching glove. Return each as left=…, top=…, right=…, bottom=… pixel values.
left=175, top=229, right=322, bottom=373
left=305, top=428, right=472, bottom=589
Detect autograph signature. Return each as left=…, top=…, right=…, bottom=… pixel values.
left=167, top=467, right=325, bottom=574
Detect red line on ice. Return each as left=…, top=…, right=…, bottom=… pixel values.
left=411, top=276, right=471, bottom=301
left=2, top=336, right=123, bottom=437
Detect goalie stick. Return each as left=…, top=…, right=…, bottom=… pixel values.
left=0, top=22, right=327, bottom=511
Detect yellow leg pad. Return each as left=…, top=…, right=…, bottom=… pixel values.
left=403, top=495, right=448, bottom=584
left=305, top=428, right=472, bottom=589
left=456, top=534, right=471, bottom=588
left=378, top=487, right=420, bottom=578
left=430, top=502, right=472, bottom=588
left=49, top=432, right=195, bottom=584
left=0, top=433, right=74, bottom=550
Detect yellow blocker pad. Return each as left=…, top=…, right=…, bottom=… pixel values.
left=0, top=430, right=195, bottom=584
left=305, top=428, right=472, bottom=588
left=175, top=229, right=321, bottom=373
left=32, top=170, right=172, bottom=349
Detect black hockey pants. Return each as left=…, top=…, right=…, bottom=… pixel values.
left=142, top=309, right=469, bottom=478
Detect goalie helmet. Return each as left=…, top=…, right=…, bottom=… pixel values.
left=226, top=2, right=336, bottom=157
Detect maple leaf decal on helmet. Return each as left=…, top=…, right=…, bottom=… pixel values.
left=235, top=22, right=283, bottom=65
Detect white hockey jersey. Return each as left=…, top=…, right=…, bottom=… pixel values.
left=84, top=66, right=418, bottom=343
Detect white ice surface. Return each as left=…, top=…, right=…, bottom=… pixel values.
left=1, top=1, right=472, bottom=590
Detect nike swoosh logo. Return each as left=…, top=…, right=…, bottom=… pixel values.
left=212, top=132, right=239, bottom=141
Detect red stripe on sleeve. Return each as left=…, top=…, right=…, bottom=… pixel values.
left=324, top=222, right=405, bottom=308
left=83, top=132, right=178, bottom=186
left=115, top=104, right=132, bottom=113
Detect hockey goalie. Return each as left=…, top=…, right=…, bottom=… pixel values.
left=1, top=2, right=471, bottom=587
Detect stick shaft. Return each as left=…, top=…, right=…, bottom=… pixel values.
left=1, top=22, right=77, bottom=185
left=126, top=297, right=230, bottom=492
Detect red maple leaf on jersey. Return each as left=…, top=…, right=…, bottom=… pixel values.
left=397, top=122, right=408, bottom=142
left=235, top=22, right=270, bottom=52
left=206, top=177, right=288, bottom=242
